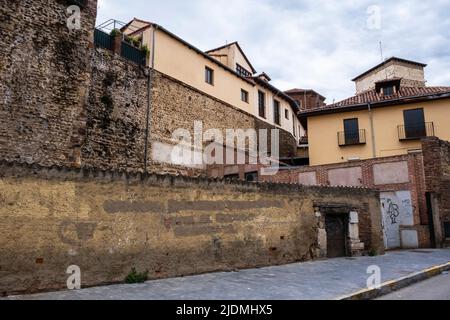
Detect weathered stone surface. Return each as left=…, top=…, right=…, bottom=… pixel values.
left=0, top=162, right=382, bottom=295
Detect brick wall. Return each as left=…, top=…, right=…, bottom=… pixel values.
left=261, top=153, right=431, bottom=248
left=422, top=137, right=450, bottom=245
left=0, top=161, right=382, bottom=295
left=0, top=0, right=97, bottom=167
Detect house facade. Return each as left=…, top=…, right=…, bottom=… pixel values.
left=301, top=58, right=450, bottom=166
left=121, top=18, right=305, bottom=143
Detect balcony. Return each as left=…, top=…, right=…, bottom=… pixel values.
left=338, top=129, right=366, bottom=147
left=66, top=0, right=88, bottom=8
left=398, top=122, right=435, bottom=141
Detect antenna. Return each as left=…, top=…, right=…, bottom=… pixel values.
left=379, top=41, right=384, bottom=62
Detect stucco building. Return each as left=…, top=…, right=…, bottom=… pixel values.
left=120, top=18, right=305, bottom=143
left=301, top=57, right=450, bottom=166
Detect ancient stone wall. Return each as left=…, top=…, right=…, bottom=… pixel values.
left=0, top=161, right=382, bottom=295
left=0, top=0, right=97, bottom=167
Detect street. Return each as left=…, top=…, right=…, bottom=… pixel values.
left=5, top=249, right=450, bottom=300
left=378, top=273, right=450, bottom=300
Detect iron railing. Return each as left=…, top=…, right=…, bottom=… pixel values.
left=398, top=122, right=435, bottom=141
left=338, top=129, right=366, bottom=146
left=66, top=0, right=88, bottom=8
left=94, top=29, right=113, bottom=51
left=121, top=41, right=146, bottom=66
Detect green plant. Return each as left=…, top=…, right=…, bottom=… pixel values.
left=368, top=249, right=378, bottom=257
left=125, top=268, right=149, bottom=284
left=110, top=28, right=121, bottom=37
left=141, top=44, right=150, bottom=58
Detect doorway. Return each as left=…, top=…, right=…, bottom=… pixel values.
left=325, top=214, right=348, bottom=258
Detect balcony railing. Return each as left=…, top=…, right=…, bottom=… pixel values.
left=398, top=122, right=435, bottom=141
left=94, top=29, right=113, bottom=51
left=338, top=129, right=366, bottom=147
left=66, top=0, right=88, bottom=8
left=121, top=41, right=147, bottom=66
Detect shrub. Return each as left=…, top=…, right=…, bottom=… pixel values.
left=125, top=268, right=149, bottom=284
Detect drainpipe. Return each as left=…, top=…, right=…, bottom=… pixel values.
left=144, top=25, right=157, bottom=172
left=368, top=102, right=376, bottom=158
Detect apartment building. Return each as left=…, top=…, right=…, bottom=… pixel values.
left=300, top=57, right=450, bottom=166
left=120, top=18, right=305, bottom=143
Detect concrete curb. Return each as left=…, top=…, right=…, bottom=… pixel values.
left=336, top=262, right=450, bottom=300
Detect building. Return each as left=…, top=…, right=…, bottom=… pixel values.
left=265, top=58, right=450, bottom=250
left=300, top=57, right=450, bottom=166
left=285, top=88, right=326, bottom=112
left=120, top=18, right=305, bottom=144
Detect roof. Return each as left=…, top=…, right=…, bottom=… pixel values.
left=285, top=88, right=327, bottom=101
left=120, top=19, right=256, bottom=86
left=206, top=42, right=257, bottom=74
left=352, top=57, right=428, bottom=82
left=252, top=77, right=299, bottom=113
left=299, top=86, right=450, bottom=117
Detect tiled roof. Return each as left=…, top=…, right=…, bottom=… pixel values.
left=306, top=86, right=450, bottom=113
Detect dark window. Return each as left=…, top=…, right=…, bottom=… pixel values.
left=241, top=89, right=249, bottom=103
left=273, top=100, right=280, bottom=125
left=344, top=118, right=360, bottom=145
left=205, top=67, right=214, bottom=85
left=383, top=86, right=394, bottom=96
left=258, top=91, right=266, bottom=118
left=236, top=64, right=252, bottom=77
left=404, top=108, right=426, bottom=139
left=245, top=171, right=258, bottom=182
left=285, top=109, right=289, bottom=119
left=293, top=117, right=297, bottom=137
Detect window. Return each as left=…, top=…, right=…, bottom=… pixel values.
left=236, top=64, right=252, bottom=77
left=205, top=67, right=214, bottom=85
left=258, top=91, right=266, bottom=118
left=273, top=100, right=280, bottom=125
left=285, top=109, right=289, bottom=119
left=344, top=118, right=360, bottom=145
left=383, top=86, right=394, bottom=96
left=241, top=89, right=249, bottom=103
left=404, top=108, right=426, bottom=139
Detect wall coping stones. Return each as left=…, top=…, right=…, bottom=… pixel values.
left=0, top=160, right=378, bottom=196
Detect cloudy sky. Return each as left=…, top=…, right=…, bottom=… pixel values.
left=96, top=0, right=450, bottom=103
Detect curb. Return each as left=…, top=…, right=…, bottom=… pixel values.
left=336, top=262, right=450, bottom=300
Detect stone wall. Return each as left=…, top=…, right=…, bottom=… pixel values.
left=422, top=137, right=450, bottom=246
left=260, top=153, right=430, bottom=249
left=0, top=0, right=97, bottom=167
left=0, top=161, right=382, bottom=295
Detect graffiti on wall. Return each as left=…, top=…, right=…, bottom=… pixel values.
left=380, top=191, right=417, bottom=249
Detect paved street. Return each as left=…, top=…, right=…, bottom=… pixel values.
left=6, top=249, right=450, bottom=300
left=378, top=272, right=450, bottom=300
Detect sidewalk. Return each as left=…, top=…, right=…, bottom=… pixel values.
left=6, top=249, right=450, bottom=300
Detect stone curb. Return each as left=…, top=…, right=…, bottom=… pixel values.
left=336, top=262, right=450, bottom=300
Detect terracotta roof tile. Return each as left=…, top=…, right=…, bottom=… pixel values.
left=313, top=86, right=450, bottom=112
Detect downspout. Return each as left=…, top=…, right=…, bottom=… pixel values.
left=144, top=25, right=157, bottom=172
left=368, top=102, right=376, bottom=158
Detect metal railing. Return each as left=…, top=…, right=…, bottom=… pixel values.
left=121, top=41, right=146, bottom=66
left=94, top=29, right=113, bottom=51
left=398, top=122, right=435, bottom=141
left=66, top=0, right=87, bottom=8
left=338, top=129, right=366, bottom=146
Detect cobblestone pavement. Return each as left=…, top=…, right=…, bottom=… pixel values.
left=6, top=249, right=450, bottom=300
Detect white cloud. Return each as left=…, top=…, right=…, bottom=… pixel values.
left=96, top=0, right=450, bottom=103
